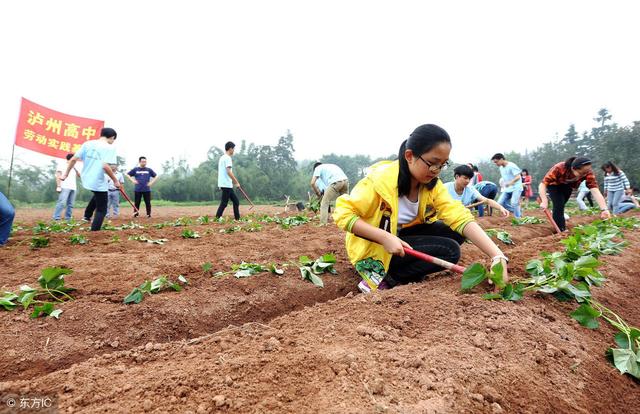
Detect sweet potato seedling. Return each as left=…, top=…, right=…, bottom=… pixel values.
left=30, top=236, right=50, bottom=249
left=69, top=234, right=88, bottom=245
left=299, top=253, right=338, bottom=288
left=128, top=235, right=168, bottom=244
left=181, top=229, right=201, bottom=239
left=511, top=216, right=544, bottom=226
left=1, top=267, right=75, bottom=319
left=123, top=275, right=189, bottom=304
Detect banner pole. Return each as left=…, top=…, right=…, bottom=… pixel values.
left=7, top=144, right=15, bottom=199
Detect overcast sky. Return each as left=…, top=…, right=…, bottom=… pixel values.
left=1, top=0, right=639, bottom=171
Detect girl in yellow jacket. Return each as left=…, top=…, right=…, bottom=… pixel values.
left=333, top=124, right=509, bottom=293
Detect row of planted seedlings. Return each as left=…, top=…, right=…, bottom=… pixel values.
left=0, top=252, right=339, bottom=320
left=461, top=216, right=640, bottom=380
left=12, top=213, right=317, bottom=249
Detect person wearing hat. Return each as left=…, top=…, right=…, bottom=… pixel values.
left=61, top=127, right=120, bottom=231
left=538, top=156, right=610, bottom=231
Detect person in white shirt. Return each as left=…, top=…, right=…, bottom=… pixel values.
left=216, top=141, right=242, bottom=220
left=53, top=153, right=80, bottom=221
left=310, top=162, right=349, bottom=225
left=106, top=164, right=125, bottom=218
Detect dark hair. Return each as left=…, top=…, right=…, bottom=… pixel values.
left=564, top=156, right=591, bottom=170
left=312, top=162, right=322, bottom=171
left=65, top=153, right=74, bottom=161
left=521, top=169, right=529, bottom=175
left=139, top=156, right=146, bottom=162
left=472, top=165, right=479, bottom=172
left=491, top=153, right=505, bottom=161
left=225, top=141, right=236, bottom=151
left=601, top=161, right=620, bottom=175
left=454, top=165, right=474, bottom=179
left=398, top=124, right=451, bottom=196
left=100, top=127, right=117, bottom=139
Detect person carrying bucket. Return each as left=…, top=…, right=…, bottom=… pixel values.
left=333, top=124, right=509, bottom=293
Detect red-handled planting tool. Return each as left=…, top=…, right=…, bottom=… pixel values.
left=237, top=186, right=255, bottom=210
left=119, top=187, right=140, bottom=214
left=403, top=247, right=467, bottom=274
left=542, top=208, right=562, bottom=234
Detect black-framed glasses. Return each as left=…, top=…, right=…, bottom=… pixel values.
left=417, top=155, right=450, bottom=173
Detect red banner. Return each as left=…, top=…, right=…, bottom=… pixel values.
left=14, top=98, right=105, bottom=159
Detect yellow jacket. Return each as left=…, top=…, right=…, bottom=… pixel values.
left=333, top=160, right=474, bottom=284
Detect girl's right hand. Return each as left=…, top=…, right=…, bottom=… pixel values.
left=539, top=200, right=548, bottom=209
left=382, top=234, right=412, bottom=257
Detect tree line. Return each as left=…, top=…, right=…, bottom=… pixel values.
left=1, top=109, right=637, bottom=205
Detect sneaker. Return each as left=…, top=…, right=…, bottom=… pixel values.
left=133, top=212, right=139, bottom=218
left=357, top=280, right=390, bottom=294
left=82, top=217, right=90, bottom=222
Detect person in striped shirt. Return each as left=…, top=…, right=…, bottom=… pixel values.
left=539, top=156, right=610, bottom=231
left=601, top=161, right=632, bottom=214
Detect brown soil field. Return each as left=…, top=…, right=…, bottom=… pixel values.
left=0, top=206, right=638, bottom=413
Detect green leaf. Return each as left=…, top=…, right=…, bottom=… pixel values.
left=574, top=255, right=600, bottom=269
left=320, top=253, right=337, bottom=263
left=501, top=283, right=524, bottom=301
left=50, top=309, right=63, bottom=319
left=611, top=349, right=640, bottom=378
left=235, top=269, right=255, bottom=278
left=202, top=262, right=213, bottom=273
left=299, top=255, right=313, bottom=266
left=570, top=304, right=601, bottom=329
left=18, top=291, right=37, bottom=309
left=300, top=266, right=324, bottom=287
left=30, top=302, right=54, bottom=318
left=178, top=275, right=188, bottom=284
left=488, top=263, right=506, bottom=289
left=482, top=293, right=503, bottom=300
left=269, top=264, right=284, bottom=275
left=124, top=288, right=145, bottom=304
left=461, top=263, right=487, bottom=290
left=40, top=267, right=72, bottom=284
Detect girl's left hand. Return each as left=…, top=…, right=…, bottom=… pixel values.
left=600, top=210, right=611, bottom=220
left=499, top=207, right=510, bottom=217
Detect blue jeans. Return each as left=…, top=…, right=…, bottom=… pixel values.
left=477, top=183, right=498, bottom=217
left=107, top=190, right=120, bottom=218
left=52, top=188, right=76, bottom=221
left=498, top=189, right=522, bottom=218
left=607, top=190, right=625, bottom=214
left=0, top=191, right=15, bottom=245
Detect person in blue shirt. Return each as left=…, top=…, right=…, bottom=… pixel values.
left=62, top=128, right=120, bottom=231
left=474, top=181, right=499, bottom=217
left=127, top=157, right=158, bottom=218
left=310, top=162, right=349, bottom=225
left=491, top=153, right=524, bottom=218
left=444, top=165, right=508, bottom=218
left=216, top=141, right=242, bottom=220
left=0, top=191, right=15, bottom=246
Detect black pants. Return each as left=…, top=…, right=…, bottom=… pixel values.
left=134, top=191, right=152, bottom=216
left=547, top=184, right=573, bottom=231
left=386, top=221, right=465, bottom=287
left=84, top=191, right=108, bottom=231
left=216, top=187, right=240, bottom=220
left=585, top=192, right=594, bottom=207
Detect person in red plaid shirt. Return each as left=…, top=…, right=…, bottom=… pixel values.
left=538, top=156, right=610, bottom=231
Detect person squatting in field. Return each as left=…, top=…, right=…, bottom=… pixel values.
left=333, top=124, right=509, bottom=293
left=444, top=164, right=510, bottom=219
left=602, top=161, right=632, bottom=214
left=538, top=156, right=610, bottom=232
left=62, top=128, right=121, bottom=231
